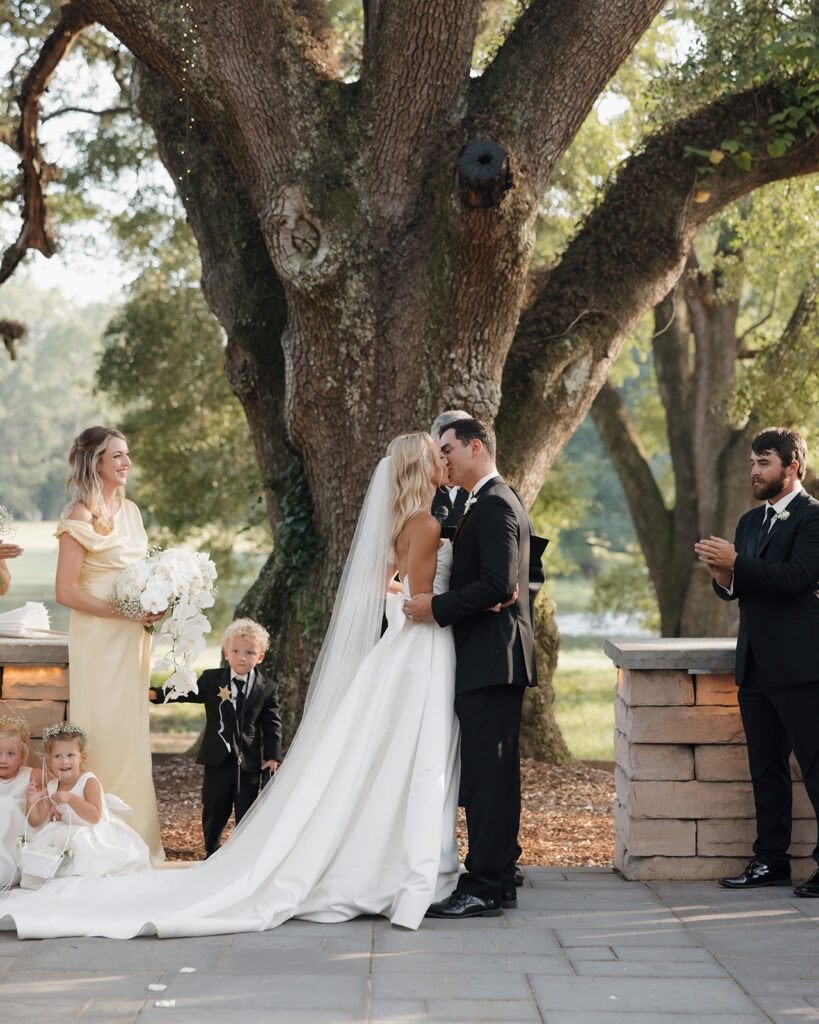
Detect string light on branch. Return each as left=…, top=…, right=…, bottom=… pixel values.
left=177, top=2, right=198, bottom=204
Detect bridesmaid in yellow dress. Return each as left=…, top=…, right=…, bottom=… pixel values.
left=55, top=427, right=164, bottom=865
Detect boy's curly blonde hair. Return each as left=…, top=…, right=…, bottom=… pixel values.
left=222, top=618, right=270, bottom=653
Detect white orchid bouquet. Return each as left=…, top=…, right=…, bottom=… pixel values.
left=112, top=547, right=217, bottom=699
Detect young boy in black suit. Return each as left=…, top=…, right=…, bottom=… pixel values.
left=150, top=618, right=282, bottom=857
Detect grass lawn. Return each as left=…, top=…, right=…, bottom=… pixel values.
left=552, top=642, right=615, bottom=762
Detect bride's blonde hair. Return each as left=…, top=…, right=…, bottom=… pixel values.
left=65, top=426, right=127, bottom=535
left=387, top=432, right=439, bottom=557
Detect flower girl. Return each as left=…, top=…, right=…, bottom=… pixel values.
left=0, top=717, right=33, bottom=888
left=26, top=723, right=152, bottom=878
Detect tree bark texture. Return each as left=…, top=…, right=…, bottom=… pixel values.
left=31, top=0, right=819, bottom=747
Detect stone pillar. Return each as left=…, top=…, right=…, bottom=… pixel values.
left=606, top=638, right=814, bottom=881
left=0, top=638, right=69, bottom=763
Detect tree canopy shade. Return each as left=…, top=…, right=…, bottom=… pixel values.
left=2, top=0, right=818, bottom=743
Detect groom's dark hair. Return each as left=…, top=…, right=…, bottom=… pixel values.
left=752, top=427, right=807, bottom=480
left=447, top=417, right=496, bottom=459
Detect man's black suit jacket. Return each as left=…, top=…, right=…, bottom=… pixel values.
left=431, top=477, right=539, bottom=696
left=155, top=667, right=283, bottom=771
left=714, top=489, right=819, bottom=687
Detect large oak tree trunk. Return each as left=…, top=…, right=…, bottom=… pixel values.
left=14, top=1, right=819, bottom=745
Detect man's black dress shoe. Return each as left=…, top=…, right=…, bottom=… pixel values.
left=501, top=886, right=517, bottom=909
left=718, top=858, right=791, bottom=889
left=793, top=866, right=819, bottom=897
left=514, top=866, right=524, bottom=887
left=425, top=891, right=502, bottom=919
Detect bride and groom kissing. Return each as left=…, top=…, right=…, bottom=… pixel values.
left=406, top=414, right=542, bottom=919
left=0, top=414, right=543, bottom=939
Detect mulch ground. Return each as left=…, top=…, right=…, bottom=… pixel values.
left=153, top=754, right=615, bottom=866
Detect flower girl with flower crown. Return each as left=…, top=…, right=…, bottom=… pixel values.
left=0, top=717, right=33, bottom=888
left=25, top=724, right=151, bottom=880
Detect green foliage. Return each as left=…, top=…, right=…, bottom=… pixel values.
left=0, top=281, right=115, bottom=519
left=591, top=548, right=661, bottom=634
left=267, top=460, right=326, bottom=636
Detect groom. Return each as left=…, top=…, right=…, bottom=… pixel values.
left=404, top=417, right=539, bottom=918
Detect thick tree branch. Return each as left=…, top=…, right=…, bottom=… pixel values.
left=590, top=380, right=673, bottom=576
left=41, top=104, right=130, bottom=121
left=132, top=62, right=291, bottom=523
left=78, top=0, right=338, bottom=191
left=359, top=0, right=484, bottom=208
left=0, top=2, right=94, bottom=287
left=496, top=79, right=819, bottom=500
left=472, top=0, right=664, bottom=191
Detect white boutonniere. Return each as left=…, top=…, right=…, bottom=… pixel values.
left=775, top=510, right=790, bottom=522
left=464, top=494, right=478, bottom=513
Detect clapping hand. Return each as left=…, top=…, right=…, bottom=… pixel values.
left=694, top=535, right=736, bottom=588
left=0, top=542, right=22, bottom=559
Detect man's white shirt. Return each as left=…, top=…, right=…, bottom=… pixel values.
left=464, top=471, right=500, bottom=512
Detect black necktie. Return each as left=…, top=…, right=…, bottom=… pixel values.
left=233, top=677, right=247, bottom=727
left=756, top=506, right=776, bottom=555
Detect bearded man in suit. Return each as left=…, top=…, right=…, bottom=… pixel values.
left=404, top=417, right=539, bottom=918
left=695, top=427, right=819, bottom=896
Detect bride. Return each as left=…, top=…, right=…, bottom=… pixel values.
left=0, top=432, right=461, bottom=939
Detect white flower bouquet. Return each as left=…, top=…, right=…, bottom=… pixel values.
left=112, top=547, right=217, bottom=699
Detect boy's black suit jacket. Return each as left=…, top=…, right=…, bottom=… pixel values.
left=431, top=477, right=539, bottom=696
left=714, top=489, right=819, bottom=687
left=155, top=667, right=283, bottom=771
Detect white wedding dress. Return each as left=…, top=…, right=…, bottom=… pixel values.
left=0, top=542, right=459, bottom=939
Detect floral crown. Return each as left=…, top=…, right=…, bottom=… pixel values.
left=41, top=722, right=90, bottom=745
left=0, top=714, right=30, bottom=741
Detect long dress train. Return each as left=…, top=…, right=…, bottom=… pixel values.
left=0, top=543, right=459, bottom=939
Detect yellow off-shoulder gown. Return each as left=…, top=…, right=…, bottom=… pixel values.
left=56, top=500, right=164, bottom=865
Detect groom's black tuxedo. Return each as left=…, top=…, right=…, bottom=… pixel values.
left=432, top=476, right=542, bottom=901
left=715, top=488, right=819, bottom=868
left=432, top=477, right=539, bottom=696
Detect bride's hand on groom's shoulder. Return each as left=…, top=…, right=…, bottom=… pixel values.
left=403, top=592, right=434, bottom=623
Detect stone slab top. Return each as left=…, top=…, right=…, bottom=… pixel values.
left=604, top=637, right=736, bottom=673
left=0, top=637, right=69, bottom=665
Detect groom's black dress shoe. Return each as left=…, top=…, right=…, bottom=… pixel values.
left=718, top=858, right=791, bottom=889
left=501, top=886, right=517, bottom=909
left=793, top=866, right=819, bottom=897
left=514, top=866, right=524, bottom=886
left=425, top=891, right=502, bottom=919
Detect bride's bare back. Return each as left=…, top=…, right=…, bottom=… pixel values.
left=394, top=512, right=442, bottom=597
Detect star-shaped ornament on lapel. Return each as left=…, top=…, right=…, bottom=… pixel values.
left=218, top=685, right=231, bottom=702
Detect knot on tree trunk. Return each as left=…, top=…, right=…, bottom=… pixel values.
left=458, top=139, right=512, bottom=209
left=266, top=186, right=336, bottom=287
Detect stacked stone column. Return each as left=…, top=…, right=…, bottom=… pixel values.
left=0, top=638, right=69, bottom=763
left=606, top=638, right=814, bottom=881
